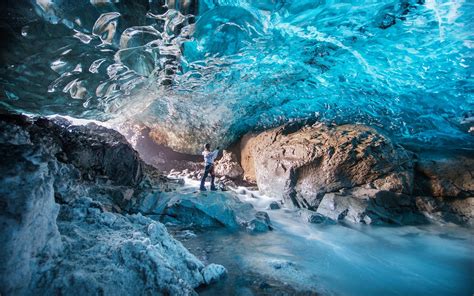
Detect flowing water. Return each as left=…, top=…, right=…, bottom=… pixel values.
left=175, top=180, right=474, bottom=296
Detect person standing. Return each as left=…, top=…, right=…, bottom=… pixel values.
left=200, top=143, right=219, bottom=191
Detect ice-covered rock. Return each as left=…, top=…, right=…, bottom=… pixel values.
left=0, top=143, right=62, bottom=295
left=38, top=197, right=215, bottom=295
left=0, top=113, right=226, bottom=294
left=202, top=263, right=227, bottom=285
left=247, top=211, right=272, bottom=232
left=135, top=191, right=272, bottom=232
left=268, top=201, right=281, bottom=210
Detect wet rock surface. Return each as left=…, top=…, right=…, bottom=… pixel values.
left=202, top=263, right=227, bottom=285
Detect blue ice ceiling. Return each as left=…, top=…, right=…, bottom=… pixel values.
left=0, top=0, right=473, bottom=151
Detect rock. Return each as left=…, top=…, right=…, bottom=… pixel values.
left=0, top=114, right=226, bottom=294
left=34, top=118, right=143, bottom=187
left=314, top=188, right=428, bottom=225
left=414, top=151, right=474, bottom=198
left=268, top=201, right=281, bottom=210
left=217, top=182, right=228, bottom=191
left=0, top=114, right=144, bottom=187
left=240, top=122, right=414, bottom=209
left=48, top=199, right=209, bottom=295
left=316, top=193, right=364, bottom=222
left=307, top=213, right=336, bottom=224
left=415, top=196, right=474, bottom=226
left=270, top=260, right=295, bottom=270
left=174, top=230, right=197, bottom=240
left=135, top=191, right=272, bottom=232
left=214, top=150, right=244, bottom=179
left=240, top=133, right=259, bottom=182
left=442, top=197, right=474, bottom=226
left=247, top=211, right=272, bottom=232
left=0, top=144, right=63, bottom=295
left=410, top=150, right=474, bottom=226
left=202, top=263, right=227, bottom=285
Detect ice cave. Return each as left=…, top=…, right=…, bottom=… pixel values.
left=0, top=0, right=473, bottom=295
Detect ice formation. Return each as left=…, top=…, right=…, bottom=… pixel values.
left=0, top=0, right=472, bottom=152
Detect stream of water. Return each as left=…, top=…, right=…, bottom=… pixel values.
left=174, top=180, right=474, bottom=295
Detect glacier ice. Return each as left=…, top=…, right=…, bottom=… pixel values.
left=0, top=0, right=472, bottom=152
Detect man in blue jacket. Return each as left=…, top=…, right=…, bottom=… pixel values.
left=200, top=143, right=219, bottom=191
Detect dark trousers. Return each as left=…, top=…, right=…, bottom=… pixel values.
left=200, top=164, right=215, bottom=189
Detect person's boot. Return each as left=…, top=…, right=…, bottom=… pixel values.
left=210, top=176, right=217, bottom=191
left=199, top=174, right=207, bottom=191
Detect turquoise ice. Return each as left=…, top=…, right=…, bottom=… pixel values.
left=1, top=0, right=472, bottom=151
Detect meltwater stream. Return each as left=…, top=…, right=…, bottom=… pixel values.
left=174, top=179, right=474, bottom=296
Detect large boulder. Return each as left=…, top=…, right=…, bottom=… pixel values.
left=241, top=122, right=414, bottom=209
left=411, top=150, right=474, bottom=226
left=415, top=196, right=474, bottom=226
left=135, top=191, right=272, bottom=232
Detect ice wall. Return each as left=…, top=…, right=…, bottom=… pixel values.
left=0, top=0, right=472, bottom=152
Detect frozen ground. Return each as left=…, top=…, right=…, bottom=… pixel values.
left=173, top=178, right=474, bottom=295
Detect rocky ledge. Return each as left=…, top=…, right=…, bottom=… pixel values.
left=0, top=113, right=228, bottom=295
left=239, top=121, right=473, bottom=226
